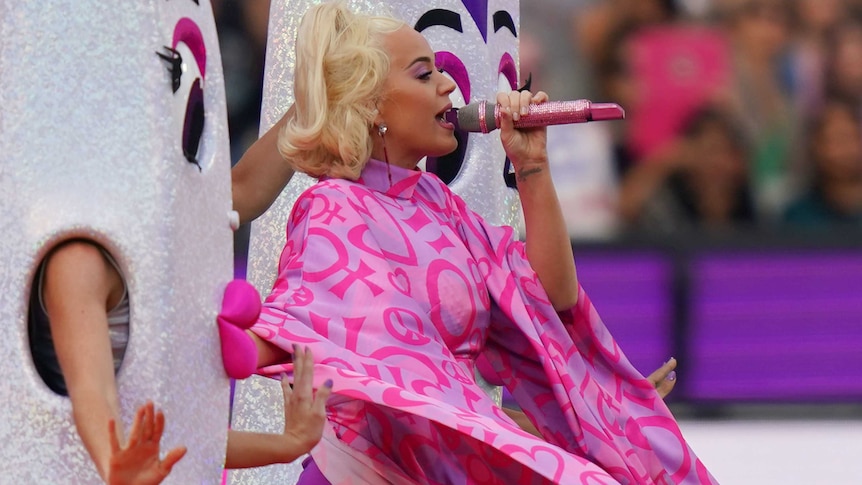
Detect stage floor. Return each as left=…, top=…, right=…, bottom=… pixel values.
left=678, top=417, right=862, bottom=484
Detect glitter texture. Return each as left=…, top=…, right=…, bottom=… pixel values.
left=0, top=1, right=233, bottom=482
left=507, top=99, right=592, bottom=128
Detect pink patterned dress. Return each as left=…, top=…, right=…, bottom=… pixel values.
left=251, top=159, right=717, bottom=484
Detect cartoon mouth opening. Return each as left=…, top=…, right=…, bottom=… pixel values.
left=425, top=128, right=468, bottom=185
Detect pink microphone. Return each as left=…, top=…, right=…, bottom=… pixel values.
left=445, top=99, right=625, bottom=133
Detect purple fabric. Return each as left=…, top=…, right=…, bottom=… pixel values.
left=251, top=159, right=716, bottom=484
left=296, top=457, right=331, bottom=485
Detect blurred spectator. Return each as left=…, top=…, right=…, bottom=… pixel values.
left=823, top=15, right=862, bottom=113
left=574, top=0, right=679, bottom=79
left=520, top=5, right=623, bottom=240
left=784, top=98, right=862, bottom=226
left=786, top=0, right=849, bottom=119
left=577, top=2, right=733, bottom=182
left=592, top=24, right=644, bottom=180
left=718, top=0, right=802, bottom=222
left=617, top=106, right=755, bottom=234
left=520, top=0, right=594, bottom=100
left=624, top=23, right=733, bottom=163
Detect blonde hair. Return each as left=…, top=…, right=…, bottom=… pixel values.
left=278, top=2, right=404, bottom=180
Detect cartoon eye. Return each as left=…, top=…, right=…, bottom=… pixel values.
left=497, top=52, right=518, bottom=93
left=159, top=18, right=208, bottom=171
left=425, top=52, right=471, bottom=185
left=183, top=79, right=204, bottom=168
left=436, top=52, right=470, bottom=106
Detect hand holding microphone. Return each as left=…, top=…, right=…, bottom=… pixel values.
left=444, top=99, right=625, bottom=134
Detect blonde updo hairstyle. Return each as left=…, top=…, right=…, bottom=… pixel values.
left=278, top=2, right=404, bottom=180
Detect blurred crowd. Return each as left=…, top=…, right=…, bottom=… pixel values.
left=527, top=0, right=862, bottom=239
left=215, top=0, right=862, bottom=241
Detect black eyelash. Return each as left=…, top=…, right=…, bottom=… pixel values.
left=156, top=46, right=183, bottom=93
left=518, top=72, right=532, bottom=92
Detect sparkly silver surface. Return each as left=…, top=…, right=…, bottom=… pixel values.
left=0, top=1, right=232, bottom=482
left=233, top=1, right=518, bottom=482
left=226, top=376, right=301, bottom=484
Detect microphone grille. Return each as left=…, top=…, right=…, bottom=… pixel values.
left=456, top=101, right=497, bottom=133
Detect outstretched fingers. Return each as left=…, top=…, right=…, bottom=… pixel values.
left=159, top=445, right=188, bottom=474
left=647, top=358, right=678, bottom=399
left=291, top=344, right=313, bottom=403
left=108, top=417, right=122, bottom=454
left=125, top=401, right=154, bottom=448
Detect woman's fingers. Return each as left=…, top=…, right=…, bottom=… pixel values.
left=160, top=446, right=188, bottom=473
left=313, top=379, right=333, bottom=415
left=293, top=345, right=314, bottom=402
left=126, top=402, right=148, bottom=447
left=518, top=89, right=533, bottom=117
left=137, top=401, right=154, bottom=441
left=647, top=358, right=678, bottom=399
left=108, top=418, right=122, bottom=452
left=153, top=408, right=166, bottom=442
left=495, top=90, right=547, bottom=124
left=291, top=343, right=304, bottom=385
left=280, top=372, right=294, bottom=413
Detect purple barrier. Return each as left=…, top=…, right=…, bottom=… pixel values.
left=575, top=250, right=675, bottom=379
left=686, top=250, right=862, bottom=401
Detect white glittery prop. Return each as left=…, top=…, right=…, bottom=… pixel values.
left=229, top=1, right=520, bottom=482
left=0, top=1, right=233, bottom=482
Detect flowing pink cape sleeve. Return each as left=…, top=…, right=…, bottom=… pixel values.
left=450, top=193, right=717, bottom=485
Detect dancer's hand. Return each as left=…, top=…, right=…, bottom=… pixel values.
left=279, top=345, right=333, bottom=460
left=107, top=402, right=186, bottom=485
left=647, top=358, right=678, bottom=399
left=222, top=346, right=331, bottom=468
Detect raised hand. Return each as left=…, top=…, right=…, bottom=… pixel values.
left=107, top=402, right=186, bottom=485
left=223, top=345, right=333, bottom=469
left=280, top=345, right=333, bottom=458
left=647, top=358, right=678, bottom=399
left=495, top=89, right=550, bottom=172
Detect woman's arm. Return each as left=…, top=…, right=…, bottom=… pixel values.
left=42, top=242, right=127, bottom=480
left=225, top=346, right=332, bottom=468
left=231, top=107, right=296, bottom=224
left=43, top=242, right=185, bottom=484
left=497, top=90, right=578, bottom=311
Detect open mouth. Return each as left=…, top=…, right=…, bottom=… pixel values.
left=435, top=104, right=455, bottom=129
